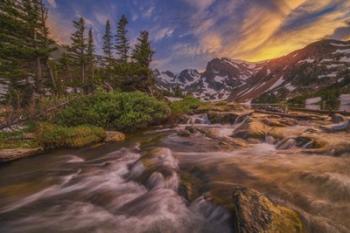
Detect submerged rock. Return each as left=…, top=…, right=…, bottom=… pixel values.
left=105, top=131, right=126, bottom=143
left=231, top=185, right=304, bottom=233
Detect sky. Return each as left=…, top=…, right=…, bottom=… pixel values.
left=45, top=0, right=350, bottom=72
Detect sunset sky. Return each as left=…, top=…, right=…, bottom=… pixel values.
left=46, top=0, right=350, bottom=72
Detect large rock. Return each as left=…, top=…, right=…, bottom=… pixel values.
left=208, top=111, right=240, bottom=124
left=232, top=119, right=269, bottom=140
left=0, top=147, right=43, bottom=162
left=105, top=131, right=126, bottom=143
left=321, top=120, right=350, bottom=132
left=232, top=185, right=304, bottom=233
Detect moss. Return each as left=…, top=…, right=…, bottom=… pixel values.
left=267, top=202, right=304, bottom=233
left=35, top=123, right=106, bottom=149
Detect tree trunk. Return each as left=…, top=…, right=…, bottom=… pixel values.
left=47, top=63, right=57, bottom=94
left=34, top=31, right=42, bottom=93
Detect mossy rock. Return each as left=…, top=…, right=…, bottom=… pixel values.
left=105, top=131, right=126, bottom=142
left=231, top=185, right=304, bottom=233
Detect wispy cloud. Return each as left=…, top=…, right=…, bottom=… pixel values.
left=45, top=0, right=350, bottom=71
left=154, top=27, right=175, bottom=41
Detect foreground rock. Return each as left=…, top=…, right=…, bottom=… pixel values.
left=105, top=131, right=126, bottom=143
left=0, top=147, right=44, bottom=162
left=232, top=185, right=304, bottom=233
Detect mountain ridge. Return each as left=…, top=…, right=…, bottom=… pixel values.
left=155, top=39, right=350, bottom=103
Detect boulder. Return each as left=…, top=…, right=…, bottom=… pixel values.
left=0, top=147, right=44, bottom=162
left=232, top=185, right=304, bottom=233
left=105, top=131, right=126, bottom=143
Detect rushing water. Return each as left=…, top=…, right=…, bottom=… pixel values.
left=1, top=119, right=350, bottom=233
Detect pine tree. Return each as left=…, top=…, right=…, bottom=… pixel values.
left=86, top=28, right=95, bottom=90
left=0, top=0, right=38, bottom=106
left=115, top=15, right=129, bottom=63
left=132, top=31, right=154, bottom=68
left=102, top=20, right=113, bottom=65
left=69, top=17, right=87, bottom=87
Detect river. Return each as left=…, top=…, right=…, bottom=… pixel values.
left=0, top=119, right=349, bottom=233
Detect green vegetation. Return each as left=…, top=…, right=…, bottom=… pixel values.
left=169, top=96, right=201, bottom=116
left=55, top=91, right=170, bottom=131
left=35, top=123, right=105, bottom=149
left=0, top=130, right=38, bottom=149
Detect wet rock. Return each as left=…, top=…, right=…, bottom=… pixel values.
left=232, top=185, right=304, bottom=233
left=105, top=131, right=126, bottom=143
left=0, top=147, right=44, bottom=162
left=321, top=120, right=350, bottom=132
left=330, top=113, right=347, bottom=123
left=232, top=119, right=269, bottom=140
left=208, top=111, right=239, bottom=124
left=276, top=138, right=297, bottom=150
left=177, top=130, right=191, bottom=137
left=262, top=118, right=297, bottom=127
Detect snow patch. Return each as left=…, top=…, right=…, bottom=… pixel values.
left=285, top=83, right=296, bottom=92
left=333, top=49, right=350, bottom=54
left=265, top=76, right=285, bottom=92
left=297, top=58, right=314, bottom=64
left=318, top=72, right=337, bottom=79
left=305, top=97, right=321, bottom=105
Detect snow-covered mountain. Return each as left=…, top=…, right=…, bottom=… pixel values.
left=232, top=39, right=350, bottom=103
left=155, top=58, right=264, bottom=101
left=155, top=39, right=350, bottom=102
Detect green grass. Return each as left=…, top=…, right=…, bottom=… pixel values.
left=35, top=123, right=106, bottom=149
left=0, top=130, right=38, bottom=149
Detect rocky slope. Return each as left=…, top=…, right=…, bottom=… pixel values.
left=155, top=39, right=350, bottom=103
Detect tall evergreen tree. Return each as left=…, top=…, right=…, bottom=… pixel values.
left=132, top=31, right=154, bottom=68
left=102, top=20, right=113, bottom=65
left=115, top=15, right=129, bottom=63
left=0, top=0, right=54, bottom=105
left=69, top=17, right=87, bottom=86
left=86, top=28, right=95, bottom=89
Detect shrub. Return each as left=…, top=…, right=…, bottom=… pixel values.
left=55, top=91, right=170, bottom=131
left=169, top=96, right=201, bottom=116
left=36, top=123, right=106, bottom=149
